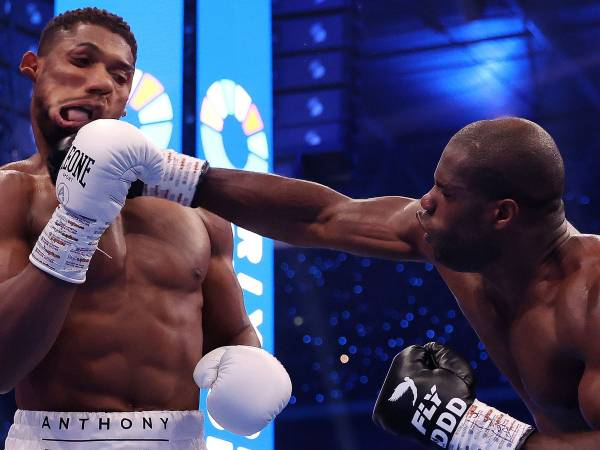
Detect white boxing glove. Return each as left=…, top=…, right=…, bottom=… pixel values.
left=141, top=150, right=208, bottom=207
left=30, top=119, right=164, bottom=283
left=55, top=119, right=163, bottom=222
left=193, top=346, right=292, bottom=436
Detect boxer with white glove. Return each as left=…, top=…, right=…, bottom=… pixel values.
left=98, top=126, right=207, bottom=208
left=30, top=119, right=164, bottom=283
left=373, top=342, right=534, bottom=449
left=42, top=121, right=292, bottom=436
left=4, top=10, right=290, bottom=450
left=193, top=346, right=292, bottom=436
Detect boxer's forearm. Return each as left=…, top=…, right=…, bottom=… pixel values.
left=0, top=264, right=76, bottom=392
left=524, top=431, right=600, bottom=449
left=227, top=324, right=261, bottom=348
left=196, top=168, right=421, bottom=260
left=195, top=168, right=349, bottom=247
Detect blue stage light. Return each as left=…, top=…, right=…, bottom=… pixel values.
left=307, top=96, right=324, bottom=117
left=310, top=22, right=327, bottom=44
left=309, top=59, right=326, bottom=80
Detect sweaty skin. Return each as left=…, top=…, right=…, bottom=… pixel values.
left=0, top=23, right=258, bottom=412
left=193, top=131, right=600, bottom=448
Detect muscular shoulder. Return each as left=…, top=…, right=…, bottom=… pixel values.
left=550, top=235, right=600, bottom=288
left=566, top=234, right=600, bottom=260
left=2, top=160, right=28, bottom=173
left=194, top=208, right=233, bottom=256
left=559, top=234, right=600, bottom=302
left=579, top=251, right=600, bottom=338
left=0, top=155, right=47, bottom=198
left=0, top=169, right=36, bottom=200
left=554, top=235, right=600, bottom=354
left=0, top=153, right=46, bottom=174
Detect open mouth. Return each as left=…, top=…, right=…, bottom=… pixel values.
left=53, top=105, right=95, bottom=130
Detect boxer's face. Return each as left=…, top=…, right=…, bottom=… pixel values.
left=419, top=143, right=501, bottom=272
left=20, top=23, right=134, bottom=144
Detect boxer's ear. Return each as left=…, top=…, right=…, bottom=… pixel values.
left=493, top=199, right=518, bottom=230
left=20, top=51, right=39, bottom=82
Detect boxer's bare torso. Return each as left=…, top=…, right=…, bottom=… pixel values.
left=437, top=235, right=600, bottom=433
left=194, top=165, right=600, bottom=436
left=1, top=156, right=250, bottom=412
left=389, top=197, right=600, bottom=434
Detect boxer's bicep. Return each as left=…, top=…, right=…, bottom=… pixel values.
left=0, top=171, right=32, bottom=283
left=316, top=196, right=431, bottom=261
left=200, top=211, right=259, bottom=355
left=0, top=237, right=30, bottom=282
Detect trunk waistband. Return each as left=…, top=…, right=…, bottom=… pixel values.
left=8, top=409, right=204, bottom=445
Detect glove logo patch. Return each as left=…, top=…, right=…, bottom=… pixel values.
left=388, top=376, right=417, bottom=406
left=57, top=183, right=69, bottom=206
left=407, top=384, right=468, bottom=449
left=59, top=145, right=96, bottom=188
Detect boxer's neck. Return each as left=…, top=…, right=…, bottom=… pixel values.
left=32, top=116, right=53, bottom=162
left=480, top=216, right=570, bottom=315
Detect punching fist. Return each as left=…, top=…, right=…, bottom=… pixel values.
left=55, top=119, right=163, bottom=223
left=31, top=119, right=163, bottom=283
left=48, top=123, right=209, bottom=208
left=193, top=346, right=292, bottom=436
left=373, top=343, right=533, bottom=449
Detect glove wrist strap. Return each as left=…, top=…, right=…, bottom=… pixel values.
left=29, top=205, right=108, bottom=284
left=143, top=151, right=208, bottom=207
left=448, top=399, right=534, bottom=450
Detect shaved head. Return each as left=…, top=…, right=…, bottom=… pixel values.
left=448, top=117, right=564, bottom=213
left=422, top=117, right=566, bottom=271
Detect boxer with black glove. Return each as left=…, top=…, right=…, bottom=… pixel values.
left=373, top=343, right=534, bottom=449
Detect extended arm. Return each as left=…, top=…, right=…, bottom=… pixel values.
left=99, top=120, right=425, bottom=261
left=195, top=168, right=428, bottom=261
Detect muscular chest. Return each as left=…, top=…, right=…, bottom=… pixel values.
left=30, top=192, right=211, bottom=290
left=508, top=312, right=583, bottom=413
left=443, top=275, right=584, bottom=425
left=471, top=306, right=584, bottom=429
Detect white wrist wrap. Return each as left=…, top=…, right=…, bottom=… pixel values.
left=144, top=151, right=207, bottom=206
left=29, top=205, right=108, bottom=284
left=449, top=399, right=534, bottom=450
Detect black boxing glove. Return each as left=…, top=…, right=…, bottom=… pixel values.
left=373, top=342, right=534, bottom=449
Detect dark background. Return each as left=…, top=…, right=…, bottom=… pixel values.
left=2, top=1, right=600, bottom=448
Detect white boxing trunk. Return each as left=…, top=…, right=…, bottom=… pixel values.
left=5, top=409, right=205, bottom=450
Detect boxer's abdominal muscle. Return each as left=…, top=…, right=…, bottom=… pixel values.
left=17, top=197, right=211, bottom=411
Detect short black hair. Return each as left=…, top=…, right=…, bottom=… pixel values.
left=450, top=117, right=565, bottom=212
left=38, top=7, right=137, bottom=62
